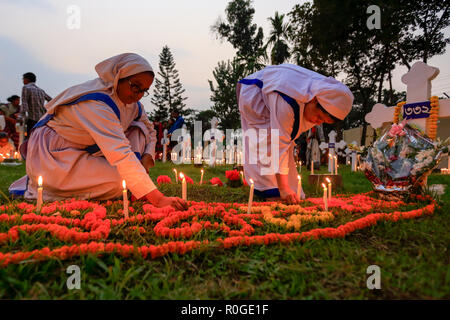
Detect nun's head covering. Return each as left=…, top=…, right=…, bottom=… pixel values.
left=260, top=64, right=354, bottom=120
left=44, top=53, right=153, bottom=115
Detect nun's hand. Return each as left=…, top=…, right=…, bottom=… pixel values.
left=279, top=188, right=300, bottom=205
left=156, top=196, right=188, bottom=211
left=140, top=154, right=155, bottom=172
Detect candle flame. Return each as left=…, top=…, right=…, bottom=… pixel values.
left=122, top=180, right=126, bottom=189
left=328, top=154, right=332, bottom=159
left=38, top=176, right=43, bottom=187
left=201, top=169, right=204, bottom=173
left=326, top=177, right=331, bottom=183
left=297, top=175, right=301, bottom=180
left=179, top=172, right=184, bottom=179
left=322, top=183, right=326, bottom=189
left=249, top=178, right=254, bottom=184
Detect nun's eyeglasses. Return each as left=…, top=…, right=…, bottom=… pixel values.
left=128, top=80, right=150, bottom=97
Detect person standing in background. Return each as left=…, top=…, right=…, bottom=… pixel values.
left=0, top=95, right=21, bottom=148
left=21, top=72, right=52, bottom=137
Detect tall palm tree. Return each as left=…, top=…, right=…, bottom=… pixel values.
left=267, top=11, right=291, bottom=65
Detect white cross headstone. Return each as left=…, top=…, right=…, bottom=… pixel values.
left=366, top=61, right=450, bottom=171
left=345, top=147, right=351, bottom=166
left=351, top=141, right=358, bottom=172
left=366, top=61, right=450, bottom=132
left=194, top=141, right=202, bottom=164
left=226, top=144, right=234, bottom=164
left=328, top=130, right=337, bottom=173
left=161, top=129, right=169, bottom=163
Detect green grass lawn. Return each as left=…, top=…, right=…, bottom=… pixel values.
left=0, top=162, right=449, bottom=299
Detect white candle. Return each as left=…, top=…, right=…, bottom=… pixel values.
left=297, top=175, right=302, bottom=199
left=328, top=154, right=333, bottom=173
left=334, top=156, right=338, bottom=175
left=179, top=172, right=187, bottom=201
left=311, top=161, right=314, bottom=175
left=247, top=178, right=254, bottom=214
left=173, top=168, right=178, bottom=183
left=200, top=169, right=204, bottom=185
left=122, top=180, right=129, bottom=219
left=240, top=170, right=244, bottom=183
left=326, top=177, right=332, bottom=200
left=36, top=176, right=43, bottom=212
left=322, top=183, right=328, bottom=211
left=299, top=161, right=302, bottom=173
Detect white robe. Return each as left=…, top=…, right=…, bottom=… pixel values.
left=22, top=92, right=157, bottom=201
left=238, top=66, right=317, bottom=194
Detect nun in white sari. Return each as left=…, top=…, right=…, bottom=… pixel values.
left=10, top=53, right=186, bottom=210
left=237, top=64, right=353, bottom=204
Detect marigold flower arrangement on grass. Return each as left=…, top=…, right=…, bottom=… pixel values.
left=156, top=175, right=172, bottom=185
left=209, top=177, right=223, bottom=187
left=225, top=169, right=242, bottom=188
left=0, top=193, right=438, bottom=267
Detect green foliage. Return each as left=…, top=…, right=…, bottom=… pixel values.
left=287, top=0, right=449, bottom=145
left=208, top=59, right=245, bottom=130
left=266, top=11, right=291, bottom=65
left=150, top=46, right=188, bottom=122
left=212, top=0, right=266, bottom=73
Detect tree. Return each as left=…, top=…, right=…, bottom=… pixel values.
left=266, top=11, right=291, bottom=65
left=212, top=0, right=266, bottom=73
left=150, top=45, right=188, bottom=122
left=208, top=59, right=245, bottom=130
left=395, top=0, right=449, bottom=67
left=288, top=0, right=449, bottom=145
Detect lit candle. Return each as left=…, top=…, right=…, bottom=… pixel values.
left=247, top=178, right=254, bottom=214
left=297, top=175, right=302, bottom=199
left=179, top=172, right=187, bottom=201
left=173, top=168, right=178, bottom=183
left=36, top=176, right=43, bottom=212
left=122, top=180, right=129, bottom=219
left=322, top=183, right=328, bottom=211
left=14, top=152, right=19, bottom=159
left=200, top=169, right=204, bottom=185
left=326, top=177, right=332, bottom=200
left=334, top=156, right=338, bottom=175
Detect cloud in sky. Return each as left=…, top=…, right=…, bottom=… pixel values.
left=0, top=0, right=448, bottom=113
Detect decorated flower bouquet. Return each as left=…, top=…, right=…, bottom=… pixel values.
left=362, top=121, right=449, bottom=193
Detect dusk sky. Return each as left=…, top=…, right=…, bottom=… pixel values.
left=0, top=0, right=449, bottom=114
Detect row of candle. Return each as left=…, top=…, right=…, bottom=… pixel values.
left=34, top=169, right=330, bottom=218
left=0, top=151, right=19, bottom=160
left=440, top=168, right=450, bottom=175
left=309, top=155, right=338, bottom=175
